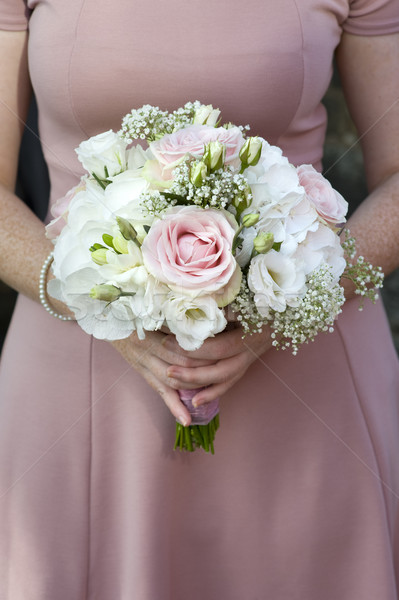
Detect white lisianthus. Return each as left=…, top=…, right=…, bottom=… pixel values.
left=52, top=217, right=114, bottom=281
left=164, top=294, right=227, bottom=351
left=48, top=266, right=137, bottom=339
left=248, top=250, right=306, bottom=317
left=76, top=130, right=128, bottom=179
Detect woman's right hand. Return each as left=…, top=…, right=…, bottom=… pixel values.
left=111, top=331, right=216, bottom=426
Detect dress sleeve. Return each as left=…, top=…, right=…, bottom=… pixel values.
left=0, top=0, right=30, bottom=31
left=343, top=0, right=399, bottom=35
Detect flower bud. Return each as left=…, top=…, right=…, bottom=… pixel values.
left=239, top=137, right=262, bottom=168
left=190, top=161, right=208, bottom=187
left=116, top=216, right=137, bottom=241
left=91, top=248, right=108, bottom=265
left=112, top=233, right=129, bottom=254
left=253, top=232, right=274, bottom=254
left=203, top=141, right=225, bottom=172
left=90, top=284, right=122, bottom=302
left=232, top=184, right=252, bottom=214
left=242, top=213, right=260, bottom=228
left=193, top=104, right=220, bottom=127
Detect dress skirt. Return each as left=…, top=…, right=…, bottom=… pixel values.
left=0, top=293, right=398, bottom=599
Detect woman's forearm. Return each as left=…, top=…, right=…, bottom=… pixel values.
left=341, top=171, right=399, bottom=299
left=0, top=184, right=53, bottom=302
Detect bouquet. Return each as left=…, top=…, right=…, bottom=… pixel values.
left=46, top=101, right=383, bottom=453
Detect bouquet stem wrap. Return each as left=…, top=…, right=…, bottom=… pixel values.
left=174, top=388, right=220, bottom=454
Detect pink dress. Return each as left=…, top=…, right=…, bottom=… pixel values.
left=1, top=1, right=399, bottom=598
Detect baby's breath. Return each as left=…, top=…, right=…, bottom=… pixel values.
left=119, top=102, right=202, bottom=143
left=268, top=266, right=345, bottom=354
left=230, top=279, right=267, bottom=335
left=171, top=162, right=252, bottom=211
left=139, top=191, right=177, bottom=216
left=341, top=229, right=384, bottom=307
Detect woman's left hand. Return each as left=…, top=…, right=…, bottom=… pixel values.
left=163, top=324, right=273, bottom=406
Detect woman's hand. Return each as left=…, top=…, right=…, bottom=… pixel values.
left=111, top=330, right=217, bottom=426
left=163, top=324, right=273, bottom=406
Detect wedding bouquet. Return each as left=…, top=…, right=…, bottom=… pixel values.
left=46, top=101, right=383, bottom=453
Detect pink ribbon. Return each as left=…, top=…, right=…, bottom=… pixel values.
left=178, top=388, right=219, bottom=425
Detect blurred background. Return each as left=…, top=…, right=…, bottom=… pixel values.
left=1, top=71, right=398, bottom=354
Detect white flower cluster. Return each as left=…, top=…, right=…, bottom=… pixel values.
left=47, top=102, right=383, bottom=356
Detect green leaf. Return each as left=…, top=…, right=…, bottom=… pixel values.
left=89, top=243, right=106, bottom=252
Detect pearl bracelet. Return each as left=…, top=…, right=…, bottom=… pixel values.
left=39, top=252, right=75, bottom=321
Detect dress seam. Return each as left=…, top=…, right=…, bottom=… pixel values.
left=85, top=334, right=93, bottom=600
left=276, top=0, right=305, bottom=150
left=67, top=0, right=91, bottom=139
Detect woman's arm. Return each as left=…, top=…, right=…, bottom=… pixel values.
left=336, top=32, right=399, bottom=295
left=0, top=30, right=54, bottom=300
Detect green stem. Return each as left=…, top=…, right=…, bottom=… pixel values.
left=92, top=172, right=107, bottom=190
left=184, top=426, right=194, bottom=452
left=201, top=425, right=210, bottom=452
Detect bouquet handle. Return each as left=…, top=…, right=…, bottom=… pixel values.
left=174, top=388, right=220, bottom=453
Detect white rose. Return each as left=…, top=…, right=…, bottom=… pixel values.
left=248, top=250, right=306, bottom=317
left=76, top=130, right=128, bottom=178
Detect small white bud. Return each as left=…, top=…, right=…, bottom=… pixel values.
left=90, top=284, right=122, bottom=302
left=193, top=104, right=220, bottom=127
left=203, top=141, right=225, bottom=172
left=253, top=232, right=274, bottom=254
left=190, top=161, right=208, bottom=187
left=91, top=248, right=108, bottom=266
left=242, top=213, right=260, bottom=228
left=239, top=137, right=262, bottom=168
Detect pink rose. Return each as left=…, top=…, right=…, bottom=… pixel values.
left=297, top=164, right=348, bottom=225
left=141, top=206, right=239, bottom=296
left=149, top=124, right=244, bottom=175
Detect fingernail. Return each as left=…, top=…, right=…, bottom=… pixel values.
left=192, top=396, right=202, bottom=407
left=179, top=414, right=189, bottom=427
